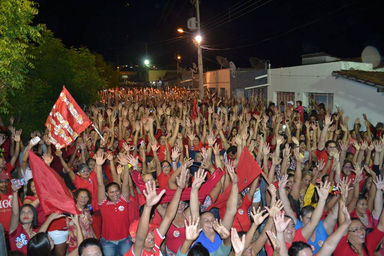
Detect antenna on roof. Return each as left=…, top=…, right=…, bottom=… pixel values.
left=216, top=56, right=229, bottom=69
left=361, top=46, right=382, bottom=68
left=229, top=61, right=237, bottom=78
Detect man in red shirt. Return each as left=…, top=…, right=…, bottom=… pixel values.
left=0, top=172, right=12, bottom=236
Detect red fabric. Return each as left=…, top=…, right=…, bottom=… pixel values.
left=99, top=195, right=131, bottom=240
left=315, top=149, right=333, bottom=174
left=45, top=86, right=92, bottom=149
left=157, top=170, right=173, bottom=190
left=334, top=227, right=384, bottom=256
left=9, top=224, right=37, bottom=254
left=166, top=222, right=186, bottom=253
left=219, top=195, right=252, bottom=232
left=0, top=192, right=13, bottom=234
left=265, top=228, right=307, bottom=256
left=350, top=208, right=374, bottom=229
left=131, top=168, right=223, bottom=205
left=2, top=162, right=15, bottom=179
left=28, top=150, right=78, bottom=215
left=48, top=217, right=67, bottom=231
left=210, top=147, right=262, bottom=209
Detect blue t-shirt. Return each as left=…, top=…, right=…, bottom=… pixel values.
left=295, top=219, right=328, bottom=253
left=194, top=232, right=222, bottom=253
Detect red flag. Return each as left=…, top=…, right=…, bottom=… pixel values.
left=210, top=146, right=262, bottom=209
left=45, top=86, right=91, bottom=149
left=191, top=99, right=198, bottom=120
left=28, top=150, right=78, bottom=215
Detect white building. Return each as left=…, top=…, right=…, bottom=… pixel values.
left=266, top=53, right=384, bottom=127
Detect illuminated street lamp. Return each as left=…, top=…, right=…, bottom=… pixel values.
left=144, top=59, right=150, bottom=66
left=194, top=34, right=202, bottom=44
left=177, top=28, right=184, bottom=33
left=177, top=55, right=182, bottom=60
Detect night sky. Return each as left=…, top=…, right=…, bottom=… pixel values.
left=34, top=0, right=384, bottom=70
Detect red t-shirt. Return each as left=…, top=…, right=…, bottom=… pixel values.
left=334, top=227, right=384, bottom=256
left=0, top=192, right=13, bottom=234
left=157, top=170, right=173, bottom=190
left=2, top=162, right=15, bottom=179
left=265, top=228, right=307, bottom=256
left=99, top=195, right=131, bottom=241
left=73, top=171, right=99, bottom=210
left=9, top=224, right=37, bottom=254
left=124, top=228, right=165, bottom=256
left=219, top=195, right=252, bottom=232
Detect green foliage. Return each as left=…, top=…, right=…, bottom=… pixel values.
left=0, top=0, right=42, bottom=113
left=8, top=29, right=119, bottom=135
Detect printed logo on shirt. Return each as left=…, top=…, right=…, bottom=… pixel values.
left=318, top=240, right=324, bottom=247
left=15, top=233, right=28, bottom=248
left=0, top=195, right=13, bottom=209
left=173, top=230, right=180, bottom=237
left=238, top=209, right=244, bottom=215
left=118, top=205, right=125, bottom=211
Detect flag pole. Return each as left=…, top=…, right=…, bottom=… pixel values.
left=92, top=123, right=105, bottom=142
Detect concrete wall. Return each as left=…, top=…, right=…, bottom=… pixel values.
left=204, top=69, right=231, bottom=97
left=268, top=61, right=383, bottom=126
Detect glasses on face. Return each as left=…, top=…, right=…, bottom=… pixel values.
left=162, top=165, right=170, bottom=168
left=349, top=226, right=366, bottom=233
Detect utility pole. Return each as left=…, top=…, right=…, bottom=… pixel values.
left=195, top=0, right=204, bottom=100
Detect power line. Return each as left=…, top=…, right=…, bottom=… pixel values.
left=200, top=2, right=358, bottom=52
left=203, top=0, right=272, bottom=32
left=202, top=0, right=255, bottom=27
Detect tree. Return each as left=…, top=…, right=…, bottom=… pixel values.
left=0, top=0, right=42, bottom=114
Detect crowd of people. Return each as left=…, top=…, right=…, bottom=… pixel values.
left=0, top=87, right=384, bottom=256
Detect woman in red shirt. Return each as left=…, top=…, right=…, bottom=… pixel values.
left=95, top=150, right=133, bottom=256
left=23, top=179, right=45, bottom=227
left=9, top=183, right=64, bottom=255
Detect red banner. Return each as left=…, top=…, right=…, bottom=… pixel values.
left=45, top=86, right=91, bottom=149
left=29, top=151, right=79, bottom=215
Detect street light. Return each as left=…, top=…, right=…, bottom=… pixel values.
left=144, top=59, right=150, bottom=66
left=177, top=55, right=182, bottom=60
left=177, top=28, right=184, bottom=33
left=194, top=34, right=202, bottom=44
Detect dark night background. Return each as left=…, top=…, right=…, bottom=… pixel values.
left=34, top=0, right=384, bottom=70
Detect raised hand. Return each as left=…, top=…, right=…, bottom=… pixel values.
left=316, top=180, right=331, bottom=200
left=144, top=180, right=166, bottom=207
left=207, top=135, right=216, bottom=147
left=176, top=164, right=188, bottom=189
left=117, top=153, right=129, bottom=166
left=231, top=228, right=245, bottom=256
left=226, top=162, right=238, bottom=184
left=262, top=142, right=270, bottom=156
left=316, top=159, right=326, bottom=171
left=127, top=154, right=139, bottom=168
left=273, top=211, right=291, bottom=233
left=278, top=175, right=289, bottom=190
left=265, top=199, right=284, bottom=218
left=213, top=219, right=230, bottom=240
left=268, top=184, right=277, bottom=198
left=185, top=216, right=202, bottom=241
left=151, top=143, right=160, bottom=153
left=373, top=175, right=384, bottom=191
left=13, top=129, right=22, bottom=142
left=283, top=144, right=291, bottom=159
left=191, top=168, right=207, bottom=190
left=171, top=147, right=181, bottom=161
left=95, top=151, right=107, bottom=166
left=250, top=207, right=268, bottom=226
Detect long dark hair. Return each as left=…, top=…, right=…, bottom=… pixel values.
left=27, top=232, right=52, bottom=256
left=26, top=179, right=35, bottom=197
left=20, top=204, right=38, bottom=228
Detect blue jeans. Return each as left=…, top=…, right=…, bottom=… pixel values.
left=100, top=237, right=132, bottom=256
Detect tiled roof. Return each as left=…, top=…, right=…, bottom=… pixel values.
left=332, top=70, right=384, bottom=92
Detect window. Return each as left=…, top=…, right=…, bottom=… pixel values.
left=308, top=93, right=334, bottom=111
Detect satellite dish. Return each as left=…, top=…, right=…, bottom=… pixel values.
left=187, top=17, right=198, bottom=31
left=361, top=46, right=381, bottom=68
left=249, top=57, right=265, bottom=69
left=229, top=61, right=237, bottom=78
left=216, top=56, right=229, bottom=69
